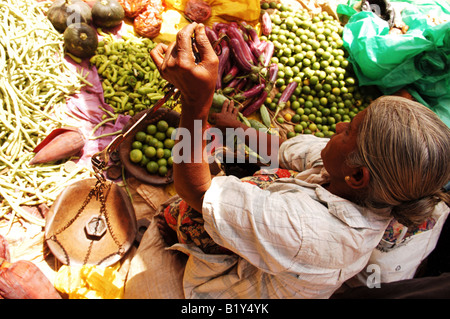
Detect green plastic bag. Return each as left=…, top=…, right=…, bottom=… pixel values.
left=337, top=0, right=450, bottom=127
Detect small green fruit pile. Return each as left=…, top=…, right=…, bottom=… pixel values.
left=129, top=120, right=176, bottom=176
left=260, top=2, right=377, bottom=138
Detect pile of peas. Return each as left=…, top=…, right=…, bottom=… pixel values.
left=260, top=1, right=376, bottom=138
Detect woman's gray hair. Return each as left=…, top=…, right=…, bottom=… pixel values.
left=347, top=96, right=450, bottom=227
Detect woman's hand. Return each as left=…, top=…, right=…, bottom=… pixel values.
left=150, top=23, right=219, bottom=118
left=210, top=99, right=246, bottom=132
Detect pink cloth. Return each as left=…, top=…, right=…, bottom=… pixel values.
left=64, top=56, right=131, bottom=167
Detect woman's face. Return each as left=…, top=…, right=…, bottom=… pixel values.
left=321, top=109, right=367, bottom=181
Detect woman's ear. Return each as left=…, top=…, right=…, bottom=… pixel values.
left=345, top=167, right=370, bottom=189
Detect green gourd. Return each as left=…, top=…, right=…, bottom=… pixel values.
left=63, top=23, right=99, bottom=58
left=91, top=0, right=125, bottom=28
left=47, top=0, right=92, bottom=33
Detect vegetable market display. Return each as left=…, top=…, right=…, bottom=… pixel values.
left=0, top=0, right=381, bottom=228
left=0, top=0, right=92, bottom=227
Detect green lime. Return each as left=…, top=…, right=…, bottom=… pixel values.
left=302, top=86, right=311, bottom=95
left=146, top=124, right=157, bottom=135
left=164, top=138, right=175, bottom=149
left=157, top=158, right=167, bottom=167
left=157, top=120, right=169, bottom=132
left=155, top=131, right=166, bottom=141
left=166, top=127, right=175, bottom=138
left=140, top=155, right=149, bottom=167
left=294, top=124, right=303, bottom=133
left=291, top=100, right=300, bottom=110
left=275, top=78, right=285, bottom=87
left=145, top=135, right=154, bottom=145
left=129, top=149, right=143, bottom=163
left=167, top=156, right=173, bottom=166
left=144, top=146, right=156, bottom=158
left=155, top=141, right=164, bottom=149
left=345, top=77, right=356, bottom=86
left=309, top=76, right=319, bottom=86
left=156, top=148, right=165, bottom=159
left=146, top=161, right=159, bottom=174
left=158, top=165, right=168, bottom=177
left=287, top=131, right=296, bottom=139
left=325, top=131, right=335, bottom=138
left=135, top=131, right=147, bottom=142
left=292, top=114, right=301, bottom=123
left=315, top=131, right=325, bottom=138
left=163, top=148, right=172, bottom=159
left=131, top=141, right=143, bottom=149
left=304, top=100, right=313, bottom=109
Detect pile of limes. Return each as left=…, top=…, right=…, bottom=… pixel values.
left=260, top=2, right=377, bottom=138
left=128, top=119, right=176, bottom=176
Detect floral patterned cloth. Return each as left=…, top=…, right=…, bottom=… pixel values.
left=381, top=216, right=437, bottom=245
left=163, top=168, right=298, bottom=254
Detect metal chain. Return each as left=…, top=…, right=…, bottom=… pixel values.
left=46, top=108, right=173, bottom=266
left=48, top=181, right=104, bottom=237
left=46, top=179, right=126, bottom=266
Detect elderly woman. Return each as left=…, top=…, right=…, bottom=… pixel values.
left=136, top=23, right=450, bottom=299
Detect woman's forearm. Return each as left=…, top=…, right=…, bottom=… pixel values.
left=173, top=107, right=212, bottom=212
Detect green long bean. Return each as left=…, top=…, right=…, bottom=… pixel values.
left=0, top=0, right=93, bottom=227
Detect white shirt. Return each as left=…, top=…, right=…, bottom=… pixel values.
left=172, top=135, right=393, bottom=298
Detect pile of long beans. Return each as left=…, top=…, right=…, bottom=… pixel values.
left=0, top=0, right=91, bottom=227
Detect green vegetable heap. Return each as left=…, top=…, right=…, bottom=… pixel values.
left=129, top=120, right=176, bottom=177
left=90, top=33, right=176, bottom=116
left=260, top=2, right=379, bottom=138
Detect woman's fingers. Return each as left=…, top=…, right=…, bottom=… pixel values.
left=174, top=22, right=198, bottom=68
left=193, top=24, right=217, bottom=66
left=227, top=100, right=236, bottom=113
left=221, top=99, right=230, bottom=112
left=150, top=43, right=168, bottom=70
left=232, top=104, right=239, bottom=116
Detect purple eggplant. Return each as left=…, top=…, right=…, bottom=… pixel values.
left=234, top=83, right=265, bottom=101
left=263, top=41, right=274, bottom=67
left=226, top=26, right=257, bottom=65
left=248, top=40, right=265, bottom=65
left=272, top=81, right=298, bottom=122
left=205, top=26, right=218, bottom=45
left=239, top=21, right=260, bottom=45
left=223, top=65, right=240, bottom=84
left=261, top=11, right=272, bottom=36
left=265, top=63, right=278, bottom=92
left=216, top=45, right=230, bottom=90
left=242, top=90, right=269, bottom=116
left=229, top=38, right=259, bottom=74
